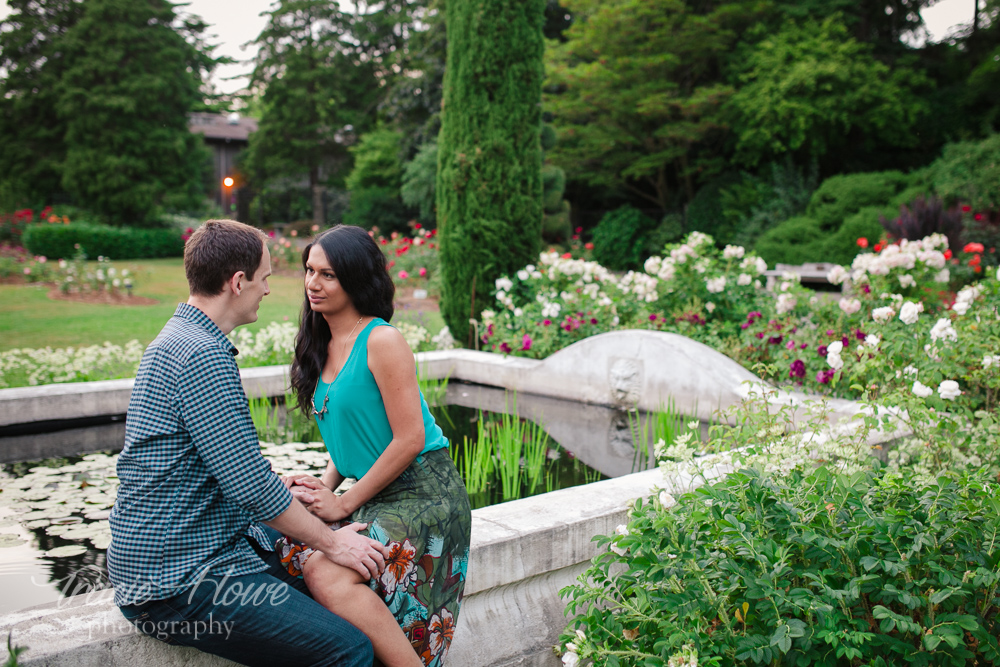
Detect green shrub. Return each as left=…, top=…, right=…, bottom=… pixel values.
left=561, top=465, right=1000, bottom=666
left=22, top=223, right=184, bottom=260
left=343, top=187, right=412, bottom=234
left=807, top=170, right=912, bottom=229
left=591, top=205, right=656, bottom=270
left=930, top=133, right=1000, bottom=211
left=823, top=205, right=893, bottom=265
left=401, top=142, right=439, bottom=226
left=541, top=199, right=572, bottom=243
left=686, top=172, right=742, bottom=243
left=753, top=215, right=824, bottom=266
left=542, top=165, right=567, bottom=213
left=646, top=213, right=684, bottom=254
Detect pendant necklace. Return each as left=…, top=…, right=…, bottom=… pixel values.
left=313, top=316, right=365, bottom=418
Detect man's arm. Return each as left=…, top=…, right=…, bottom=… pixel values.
left=264, top=499, right=387, bottom=579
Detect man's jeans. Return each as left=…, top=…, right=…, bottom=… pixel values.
left=118, top=532, right=372, bottom=667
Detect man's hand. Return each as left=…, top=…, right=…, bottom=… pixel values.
left=321, top=522, right=388, bottom=579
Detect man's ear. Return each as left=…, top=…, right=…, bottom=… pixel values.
left=227, top=271, right=247, bottom=296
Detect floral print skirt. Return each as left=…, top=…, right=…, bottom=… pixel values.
left=276, top=448, right=472, bottom=666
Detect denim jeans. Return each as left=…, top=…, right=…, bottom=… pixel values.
left=118, top=531, right=372, bottom=667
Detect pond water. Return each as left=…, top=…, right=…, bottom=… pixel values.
left=0, top=382, right=682, bottom=615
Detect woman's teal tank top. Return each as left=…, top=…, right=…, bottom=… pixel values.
left=313, top=318, right=448, bottom=480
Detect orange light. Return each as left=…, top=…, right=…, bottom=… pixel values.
left=223, top=177, right=235, bottom=188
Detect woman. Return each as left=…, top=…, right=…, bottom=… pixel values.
left=279, top=225, right=471, bottom=667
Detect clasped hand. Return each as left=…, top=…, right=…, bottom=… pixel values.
left=282, top=474, right=351, bottom=523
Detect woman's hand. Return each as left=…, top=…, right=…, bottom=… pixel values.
left=289, top=476, right=353, bottom=522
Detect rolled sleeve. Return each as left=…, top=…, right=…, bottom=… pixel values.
left=178, top=348, right=293, bottom=521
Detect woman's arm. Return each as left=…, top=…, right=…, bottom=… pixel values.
left=306, top=325, right=426, bottom=522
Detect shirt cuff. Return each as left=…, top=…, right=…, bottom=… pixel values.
left=248, top=472, right=294, bottom=522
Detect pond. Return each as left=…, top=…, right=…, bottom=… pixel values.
left=0, top=381, right=692, bottom=615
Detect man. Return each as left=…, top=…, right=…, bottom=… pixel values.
left=108, top=219, right=387, bottom=666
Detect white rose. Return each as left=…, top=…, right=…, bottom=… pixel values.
left=872, top=306, right=896, bottom=323
left=984, top=355, right=1000, bottom=369
left=737, top=273, right=752, bottom=286
left=911, top=381, right=933, bottom=398
left=865, top=334, right=880, bottom=348
left=996, top=266, right=1000, bottom=281
left=929, top=318, right=957, bottom=343
left=495, top=276, right=513, bottom=292
left=827, top=265, right=849, bottom=285
left=562, top=649, right=580, bottom=667
left=827, top=341, right=844, bottom=355
left=898, top=274, right=916, bottom=288
left=839, top=298, right=861, bottom=315
left=723, top=245, right=745, bottom=259
left=826, top=351, right=844, bottom=370
left=659, top=490, right=676, bottom=508
left=937, top=380, right=961, bottom=400
left=934, top=269, right=950, bottom=283
left=776, top=293, right=797, bottom=314
left=898, top=301, right=921, bottom=325
left=952, top=300, right=970, bottom=316
left=517, top=269, right=529, bottom=281
left=705, top=302, right=715, bottom=313
left=706, top=277, right=726, bottom=293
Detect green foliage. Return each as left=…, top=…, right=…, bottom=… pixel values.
left=244, top=0, right=382, bottom=226
left=22, top=223, right=184, bottom=260
left=56, top=0, right=215, bottom=224
left=542, top=200, right=572, bottom=243
left=591, top=205, right=656, bottom=271
left=646, top=214, right=685, bottom=252
left=5, top=632, right=26, bottom=667
left=720, top=159, right=818, bottom=248
left=806, top=170, right=912, bottom=230
left=542, top=165, right=567, bottom=214
left=929, top=134, right=1000, bottom=211
left=546, top=0, right=762, bottom=210
left=728, top=18, right=930, bottom=170
left=822, top=205, right=892, bottom=265
left=562, top=465, right=1000, bottom=667
left=753, top=215, right=825, bottom=265
left=685, top=173, right=742, bottom=242
left=0, top=0, right=84, bottom=208
left=401, top=141, right=439, bottom=225
left=344, top=129, right=412, bottom=232
left=437, top=0, right=545, bottom=345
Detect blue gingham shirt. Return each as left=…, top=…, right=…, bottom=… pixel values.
left=108, top=303, right=292, bottom=606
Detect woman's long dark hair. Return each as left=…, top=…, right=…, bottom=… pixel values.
left=289, top=225, right=396, bottom=415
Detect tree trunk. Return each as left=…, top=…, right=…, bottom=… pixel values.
left=310, top=166, right=324, bottom=228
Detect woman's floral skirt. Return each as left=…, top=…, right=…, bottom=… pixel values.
left=276, top=448, right=472, bottom=666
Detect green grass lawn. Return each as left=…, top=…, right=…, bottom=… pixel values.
left=0, top=258, right=443, bottom=351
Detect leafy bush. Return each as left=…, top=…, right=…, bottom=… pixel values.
left=720, top=160, right=818, bottom=249
left=686, top=173, right=742, bottom=243
left=880, top=197, right=964, bottom=252
left=753, top=215, right=824, bottom=265
left=401, top=142, right=439, bottom=226
left=591, top=205, right=656, bottom=270
left=22, top=223, right=184, bottom=260
left=806, top=171, right=912, bottom=230
left=930, top=134, right=1000, bottom=211
left=561, top=465, right=1000, bottom=667
left=822, top=205, right=892, bottom=265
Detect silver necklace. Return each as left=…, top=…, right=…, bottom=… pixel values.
left=312, top=316, right=365, bottom=418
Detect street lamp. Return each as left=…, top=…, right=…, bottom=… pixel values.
left=222, top=176, right=235, bottom=217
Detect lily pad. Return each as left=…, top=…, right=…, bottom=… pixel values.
left=90, top=533, right=112, bottom=550
left=24, top=519, right=51, bottom=529
left=0, top=533, right=27, bottom=548
left=83, top=510, right=112, bottom=521
left=44, top=545, right=88, bottom=558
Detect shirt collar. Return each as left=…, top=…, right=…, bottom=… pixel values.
left=173, top=303, right=239, bottom=356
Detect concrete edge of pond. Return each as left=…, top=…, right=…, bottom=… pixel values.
left=0, top=467, right=679, bottom=667
left=2, top=329, right=863, bottom=429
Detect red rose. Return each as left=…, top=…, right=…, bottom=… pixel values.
left=963, top=242, right=985, bottom=254
left=856, top=237, right=869, bottom=248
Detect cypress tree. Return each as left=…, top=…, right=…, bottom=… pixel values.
left=436, top=0, right=545, bottom=347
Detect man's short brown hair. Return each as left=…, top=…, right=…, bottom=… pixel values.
left=184, top=219, right=268, bottom=296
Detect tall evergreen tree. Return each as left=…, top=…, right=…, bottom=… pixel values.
left=0, top=0, right=84, bottom=207
left=57, top=0, right=214, bottom=224
left=244, top=0, right=382, bottom=227
left=436, top=0, right=545, bottom=346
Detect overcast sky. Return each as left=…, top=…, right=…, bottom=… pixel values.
left=0, top=0, right=984, bottom=98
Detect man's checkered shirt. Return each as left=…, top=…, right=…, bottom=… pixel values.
left=108, top=303, right=292, bottom=606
